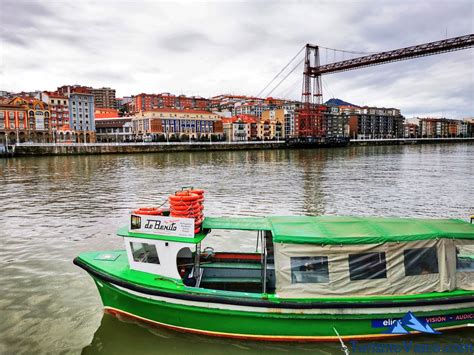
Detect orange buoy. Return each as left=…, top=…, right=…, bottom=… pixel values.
left=133, top=207, right=163, bottom=216
left=169, top=194, right=199, bottom=202
left=169, top=188, right=206, bottom=234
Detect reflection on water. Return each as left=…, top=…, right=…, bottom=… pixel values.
left=0, top=144, right=473, bottom=354
left=82, top=313, right=343, bottom=354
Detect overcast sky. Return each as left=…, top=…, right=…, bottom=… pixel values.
left=0, top=0, right=472, bottom=117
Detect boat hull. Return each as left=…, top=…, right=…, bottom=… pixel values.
left=91, top=276, right=474, bottom=342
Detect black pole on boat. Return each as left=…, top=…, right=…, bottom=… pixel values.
left=471, top=215, right=474, bottom=224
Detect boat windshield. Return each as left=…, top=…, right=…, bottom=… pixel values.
left=177, top=229, right=275, bottom=294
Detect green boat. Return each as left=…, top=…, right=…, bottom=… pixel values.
left=75, top=209, right=474, bottom=342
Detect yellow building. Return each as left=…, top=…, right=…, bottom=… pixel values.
left=260, top=109, right=286, bottom=140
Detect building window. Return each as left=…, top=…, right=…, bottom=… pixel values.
left=404, top=247, right=439, bottom=276
left=290, top=256, right=329, bottom=283
left=349, top=252, right=387, bottom=280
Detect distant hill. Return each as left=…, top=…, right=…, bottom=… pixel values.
left=324, top=98, right=359, bottom=107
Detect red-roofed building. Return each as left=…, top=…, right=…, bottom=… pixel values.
left=222, top=114, right=258, bottom=141
left=95, top=108, right=120, bottom=119
left=40, top=91, right=70, bottom=134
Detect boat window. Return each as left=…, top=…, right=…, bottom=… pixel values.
left=404, top=247, right=438, bottom=276
left=349, top=252, right=387, bottom=280
left=130, top=242, right=160, bottom=264
left=456, top=247, right=474, bottom=272
left=290, top=256, right=329, bottom=283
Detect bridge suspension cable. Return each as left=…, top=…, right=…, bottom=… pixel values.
left=264, top=58, right=304, bottom=98
left=256, top=45, right=305, bottom=98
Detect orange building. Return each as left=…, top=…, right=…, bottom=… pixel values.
left=95, top=108, right=119, bottom=118
left=1, top=97, right=51, bottom=143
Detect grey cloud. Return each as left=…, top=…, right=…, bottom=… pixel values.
left=0, top=0, right=472, bottom=118
left=160, top=31, right=213, bottom=52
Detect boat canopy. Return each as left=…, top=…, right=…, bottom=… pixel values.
left=203, top=216, right=474, bottom=245
left=268, top=216, right=474, bottom=244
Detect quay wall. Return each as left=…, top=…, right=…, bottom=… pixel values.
left=9, top=138, right=474, bottom=157
left=348, top=137, right=474, bottom=146
left=13, top=142, right=285, bottom=156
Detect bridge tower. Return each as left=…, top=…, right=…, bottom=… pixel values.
left=296, top=44, right=325, bottom=138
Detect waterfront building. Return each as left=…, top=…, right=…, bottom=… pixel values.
left=261, top=109, right=287, bottom=139
left=91, top=87, right=117, bottom=109
left=324, top=106, right=349, bottom=138
left=95, top=117, right=133, bottom=142
left=458, top=118, right=474, bottom=137
left=404, top=123, right=419, bottom=138
left=39, top=91, right=71, bottom=137
left=419, top=118, right=460, bottom=138
left=347, top=106, right=404, bottom=139
left=222, top=114, right=258, bottom=141
left=3, top=96, right=51, bottom=143
left=58, top=85, right=96, bottom=143
left=0, top=101, right=27, bottom=144
left=131, top=108, right=220, bottom=141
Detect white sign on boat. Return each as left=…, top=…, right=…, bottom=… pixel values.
left=129, top=214, right=195, bottom=238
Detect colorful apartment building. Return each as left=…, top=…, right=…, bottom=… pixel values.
left=0, top=101, right=27, bottom=144
left=40, top=91, right=70, bottom=129
left=419, top=118, right=461, bottom=138
left=1, top=97, right=51, bottom=143
left=131, top=108, right=220, bottom=141
left=260, top=109, right=287, bottom=139
left=222, top=115, right=258, bottom=141
left=58, top=85, right=96, bottom=142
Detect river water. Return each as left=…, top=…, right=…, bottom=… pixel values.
left=1, top=144, right=473, bottom=354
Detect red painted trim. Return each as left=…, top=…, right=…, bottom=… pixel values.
left=104, top=307, right=467, bottom=343
left=214, top=252, right=261, bottom=261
